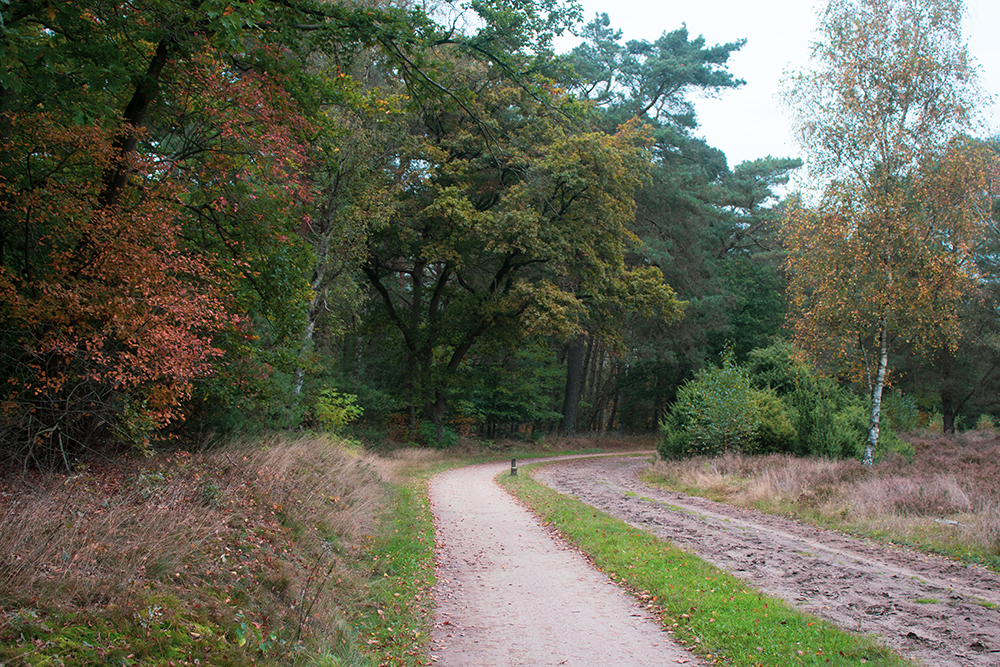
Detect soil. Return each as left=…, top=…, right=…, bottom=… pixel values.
left=533, top=455, right=1000, bottom=667
left=429, top=459, right=705, bottom=666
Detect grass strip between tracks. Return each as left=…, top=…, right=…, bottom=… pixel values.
left=499, top=463, right=913, bottom=667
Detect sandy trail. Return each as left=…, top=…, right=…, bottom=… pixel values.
left=534, top=455, right=1000, bottom=667
left=429, top=459, right=702, bottom=667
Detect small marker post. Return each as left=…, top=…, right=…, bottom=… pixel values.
left=510, top=458, right=517, bottom=476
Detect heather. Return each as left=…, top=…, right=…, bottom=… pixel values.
left=648, top=429, right=1000, bottom=567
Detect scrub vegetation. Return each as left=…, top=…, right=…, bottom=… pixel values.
left=0, top=437, right=438, bottom=667
left=648, top=429, right=1000, bottom=570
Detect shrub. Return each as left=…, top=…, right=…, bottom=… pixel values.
left=314, top=390, right=364, bottom=433
left=747, top=341, right=915, bottom=460
left=882, top=390, right=919, bottom=432
left=661, top=341, right=911, bottom=462
left=658, top=351, right=766, bottom=458
left=755, top=389, right=797, bottom=453
left=923, top=412, right=944, bottom=433
left=418, top=421, right=459, bottom=449
left=659, top=423, right=694, bottom=460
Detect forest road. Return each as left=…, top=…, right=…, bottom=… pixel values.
left=534, top=455, right=1000, bottom=667
left=429, top=457, right=703, bottom=667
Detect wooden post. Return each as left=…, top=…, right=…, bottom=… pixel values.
left=510, top=458, right=517, bottom=476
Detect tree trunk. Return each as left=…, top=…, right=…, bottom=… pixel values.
left=864, top=317, right=889, bottom=466
left=292, top=316, right=316, bottom=396
left=587, top=343, right=604, bottom=430
left=427, top=390, right=448, bottom=442
left=608, top=391, right=619, bottom=433
left=937, top=348, right=960, bottom=434
left=100, top=39, right=173, bottom=208
left=292, top=291, right=321, bottom=396
left=559, top=337, right=586, bottom=436
left=941, top=394, right=956, bottom=434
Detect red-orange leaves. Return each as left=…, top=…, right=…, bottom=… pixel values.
left=1, top=114, right=235, bottom=463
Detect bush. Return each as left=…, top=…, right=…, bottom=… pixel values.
left=882, top=390, right=919, bottom=432
left=660, top=341, right=912, bottom=462
left=418, top=420, right=460, bottom=449
left=755, top=389, right=797, bottom=453
left=746, top=341, right=909, bottom=461
left=659, top=423, right=694, bottom=461
left=658, top=351, right=766, bottom=459
left=314, top=390, right=364, bottom=433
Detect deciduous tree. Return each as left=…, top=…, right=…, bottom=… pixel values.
left=362, top=70, right=683, bottom=429
left=782, top=0, right=997, bottom=463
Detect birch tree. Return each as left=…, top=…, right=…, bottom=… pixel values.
left=782, top=0, right=998, bottom=464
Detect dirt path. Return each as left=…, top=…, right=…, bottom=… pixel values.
left=429, top=460, right=703, bottom=666
left=534, top=456, right=1000, bottom=667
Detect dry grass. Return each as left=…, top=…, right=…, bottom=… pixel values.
left=0, top=435, right=409, bottom=665
left=647, top=430, right=1000, bottom=565
left=0, top=431, right=656, bottom=665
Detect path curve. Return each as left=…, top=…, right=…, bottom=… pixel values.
left=534, top=455, right=1000, bottom=667
left=429, top=458, right=702, bottom=666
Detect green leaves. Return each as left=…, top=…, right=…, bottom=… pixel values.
left=660, top=350, right=765, bottom=458
left=314, top=390, right=364, bottom=433
left=567, top=14, right=744, bottom=129
left=360, top=68, right=683, bottom=424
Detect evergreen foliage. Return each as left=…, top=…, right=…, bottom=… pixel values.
left=660, top=341, right=917, bottom=462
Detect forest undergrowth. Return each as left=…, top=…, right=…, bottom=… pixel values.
left=0, top=436, right=441, bottom=667
left=647, top=429, right=1000, bottom=570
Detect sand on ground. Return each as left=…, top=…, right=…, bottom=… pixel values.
left=535, top=455, right=1000, bottom=667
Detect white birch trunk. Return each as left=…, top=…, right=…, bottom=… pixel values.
left=292, top=314, right=317, bottom=397
left=293, top=266, right=325, bottom=397
left=863, top=315, right=889, bottom=466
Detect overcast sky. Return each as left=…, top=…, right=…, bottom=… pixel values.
left=556, top=0, right=1000, bottom=170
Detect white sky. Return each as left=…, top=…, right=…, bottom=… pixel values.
left=556, top=0, right=1000, bottom=170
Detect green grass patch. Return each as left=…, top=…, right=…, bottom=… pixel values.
left=913, top=598, right=939, bottom=605
left=0, top=605, right=243, bottom=667
left=347, top=480, right=436, bottom=666
left=499, top=465, right=912, bottom=667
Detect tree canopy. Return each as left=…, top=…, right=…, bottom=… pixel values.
left=782, top=0, right=999, bottom=463
left=3, top=0, right=997, bottom=467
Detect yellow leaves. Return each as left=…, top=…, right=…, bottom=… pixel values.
left=783, top=160, right=989, bottom=382
left=613, top=266, right=686, bottom=324
left=513, top=281, right=587, bottom=339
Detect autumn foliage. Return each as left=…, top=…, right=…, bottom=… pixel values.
left=783, top=139, right=999, bottom=379
left=782, top=0, right=1000, bottom=463
left=0, top=113, right=236, bottom=464
left=4, top=0, right=997, bottom=467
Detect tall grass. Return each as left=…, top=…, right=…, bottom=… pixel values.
left=0, top=433, right=654, bottom=666
left=646, top=430, right=1000, bottom=567
left=0, top=435, right=437, bottom=666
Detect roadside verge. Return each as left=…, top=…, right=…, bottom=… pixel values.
left=500, top=458, right=911, bottom=667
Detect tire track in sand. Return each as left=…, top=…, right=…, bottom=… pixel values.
left=535, top=456, right=1000, bottom=667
